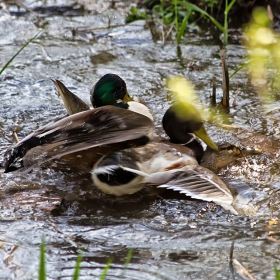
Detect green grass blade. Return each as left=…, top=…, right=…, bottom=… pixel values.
left=275, top=266, right=280, bottom=280
left=224, top=19, right=228, bottom=45
left=0, top=29, right=43, bottom=76
left=177, top=10, right=191, bottom=44
left=72, top=252, right=82, bottom=280
left=124, top=249, right=133, bottom=269
left=224, top=0, right=237, bottom=45
left=177, top=1, right=224, bottom=32
left=174, top=0, right=178, bottom=35
left=119, top=249, right=133, bottom=278
left=38, top=239, right=46, bottom=280
left=229, top=62, right=249, bottom=78
left=99, top=258, right=113, bottom=280
left=223, top=0, right=228, bottom=45
left=225, top=0, right=237, bottom=14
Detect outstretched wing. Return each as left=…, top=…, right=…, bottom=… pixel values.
left=149, top=166, right=237, bottom=214
left=4, top=106, right=154, bottom=172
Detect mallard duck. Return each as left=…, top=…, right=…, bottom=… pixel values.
left=161, top=102, right=257, bottom=166
left=51, top=73, right=131, bottom=115
left=162, top=102, right=218, bottom=151
left=90, top=139, right=260, bottom=214
left=52, top=73, right=153, bottom=120
left=51, top=75, right=261, bottom=213
left=4, top=74, right=156, bottom=173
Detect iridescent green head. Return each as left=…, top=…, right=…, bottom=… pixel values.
left=90, top=74, right=132, bottom=109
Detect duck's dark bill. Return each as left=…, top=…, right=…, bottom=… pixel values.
left=4, top=106, right=153, bottom=173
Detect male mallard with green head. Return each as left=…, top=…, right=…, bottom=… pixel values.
left=52, top=73, right=153, bottom=120
left=4, top=74, right=154, bottom=173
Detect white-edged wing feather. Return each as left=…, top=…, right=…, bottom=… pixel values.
left=153, top=167, right=237, bottom=214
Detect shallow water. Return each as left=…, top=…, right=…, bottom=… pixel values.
left=1, top=1, right=280, bottom=279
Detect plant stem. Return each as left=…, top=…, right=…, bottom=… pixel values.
left=99, top=258, right=113, bottom=280
left=224, top=0, right=237, bottom=45
left=211, top=77, right=216, bottom=106
left=229, top=62, right=249, bottom=78
left=0, top=30, right=43, bottom=76
left=174, top=0, right=178, bottom=38
left=177, top=9, right=191, bottom=44
left=224, top=0, right=228, bottom=45
left=220, top=48, right=230, bottom=109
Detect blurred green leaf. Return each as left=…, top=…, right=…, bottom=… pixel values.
left=177, top=10, right=191, bottom=43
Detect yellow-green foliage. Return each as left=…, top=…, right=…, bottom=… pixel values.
left=244, top=7, right=280, bottom=103
left=166, top=75, right=198, bottom=109
left=166, top=75, right=230, bottom=127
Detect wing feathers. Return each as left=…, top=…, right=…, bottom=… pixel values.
left=155, top=170, right=237, bottom=214
left=4, top=106, right=154, bottom=172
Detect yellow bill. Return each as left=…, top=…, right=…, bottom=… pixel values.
left=194, top=125, right=219, bottom=151
left=123, top=91, right=134, bottom=102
